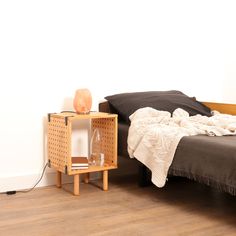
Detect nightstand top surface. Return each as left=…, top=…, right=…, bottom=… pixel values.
left=49, top=111, right=117, bottom=120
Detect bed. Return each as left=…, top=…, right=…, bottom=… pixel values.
left=99, top=91, right=236, bottom=196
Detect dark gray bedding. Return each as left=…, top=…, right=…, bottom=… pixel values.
left=118, top=122, right=236, bottom=195
left=170, top=135, right=236, bottom=195
left=99, top=101, right=236, bottom=195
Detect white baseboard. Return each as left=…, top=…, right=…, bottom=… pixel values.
left=0, top=169, right=100, bottom=192
left=0, top=170, right=68, bottom=192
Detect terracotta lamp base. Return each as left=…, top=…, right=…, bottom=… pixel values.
left=73, top=88, right=92, bottom=114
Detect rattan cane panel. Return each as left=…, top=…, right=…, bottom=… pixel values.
left=48, top=116, right=70, bottom=173
left=92, top=118, right=116, bottom=166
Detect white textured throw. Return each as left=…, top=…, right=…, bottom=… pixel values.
left=127, top=107, right=236, bottom=188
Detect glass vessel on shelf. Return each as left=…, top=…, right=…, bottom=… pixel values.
left=89, top=128, right=104, bottom=166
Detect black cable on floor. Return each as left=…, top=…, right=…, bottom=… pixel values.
left=1, top=162, right=49, bottom=195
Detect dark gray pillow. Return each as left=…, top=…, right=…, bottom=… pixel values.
left=105, top=90, right=211, bottom=123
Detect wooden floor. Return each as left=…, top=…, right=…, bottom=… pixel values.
left=1, top=174, right=236, bottom=236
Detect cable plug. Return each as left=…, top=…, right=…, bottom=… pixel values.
left=6, top=191, right=16, bottom=195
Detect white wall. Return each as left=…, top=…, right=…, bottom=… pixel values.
left=0, top=1, right=235, bottom=191
left=224, top=48, right=236, bottom=103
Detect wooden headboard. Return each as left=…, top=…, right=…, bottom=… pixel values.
left=203, top=102, right=236, bottom=115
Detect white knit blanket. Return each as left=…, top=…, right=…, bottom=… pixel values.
left=127, top=107, right=236, bottom=188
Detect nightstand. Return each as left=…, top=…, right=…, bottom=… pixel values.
left=47, top=112, right=117, bottom=196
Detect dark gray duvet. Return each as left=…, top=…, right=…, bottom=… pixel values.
left=169, top=135, right=236, bottom=195
left=118, top=122, right=236, bottom=195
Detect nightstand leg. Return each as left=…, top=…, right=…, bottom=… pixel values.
left=103, top=170, right=108, bottom=191
left=84, top=173, right=89, bottom=183
left=56, top=171, right=62, bottom=188
left=74, top=174, right=80, bottom=196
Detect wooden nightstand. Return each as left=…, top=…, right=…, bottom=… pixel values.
left=47, top=111, right=117, bottom=196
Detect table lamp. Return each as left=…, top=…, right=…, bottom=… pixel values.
left=73, top=88, right=92, bottom=114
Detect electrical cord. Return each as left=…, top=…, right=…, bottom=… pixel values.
left=1, top=162, right=49, bottom=195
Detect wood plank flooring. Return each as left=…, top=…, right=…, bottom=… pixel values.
left=1, top=174, right=236, bottom=236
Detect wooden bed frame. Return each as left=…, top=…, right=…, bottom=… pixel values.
left=203, top=102, right=236, bottom=115
left=99, top=100, right=236, bottom=189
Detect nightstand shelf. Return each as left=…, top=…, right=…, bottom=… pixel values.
left=47, top=111, right=117, bottom=196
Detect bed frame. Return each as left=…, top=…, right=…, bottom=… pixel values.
left=202, top=102, right=236, bottom=115
left=99, top=100, right=236, bottom=187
